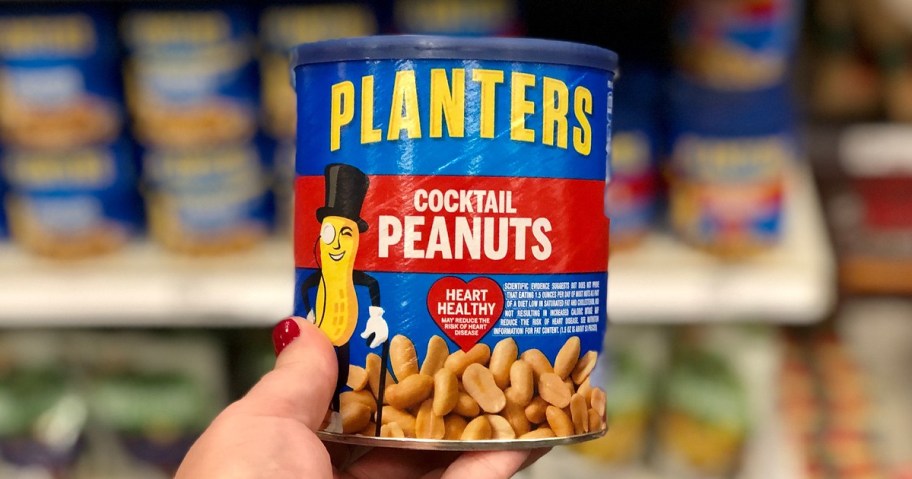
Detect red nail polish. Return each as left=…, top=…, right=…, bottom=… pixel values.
left=273, top=318, right=301, bottom=356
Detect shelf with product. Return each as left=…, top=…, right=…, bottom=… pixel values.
left=608, top=162, right=836, bottom=324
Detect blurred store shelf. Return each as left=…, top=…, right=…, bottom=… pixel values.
left=0, top=240, right=293, bottom=327
left=608, top=163, right=835, bottom=324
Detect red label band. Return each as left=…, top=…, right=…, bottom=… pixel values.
left=295, top=175, right=608, bottom=274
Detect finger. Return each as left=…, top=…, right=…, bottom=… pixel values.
left=340, top=449, right=459, bottom=479
left=519, top=448, right=551, bottom=471
left=436, top=450, right=531, bottom=479
left=230, top=317, right=338, bottom=431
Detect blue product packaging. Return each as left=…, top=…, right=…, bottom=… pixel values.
left=122, top=7, right=258, bottom=148
left=291, top=36, right=616, bottom=448
left=142, top=144, right=271, bottom=255
left=1, top=140, right=142, bottom=258
left=605, top=66, right=663, bottom=249
left=667, top=74, right=796, bottom=255
left=0, top=8, right=122, bottom=149
left=259, top=3, right=378, bottom=140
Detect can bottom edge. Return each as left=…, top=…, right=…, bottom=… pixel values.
left=317, top=428, right=607, bottom=451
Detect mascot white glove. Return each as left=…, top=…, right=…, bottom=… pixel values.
left=360, top=306, right=388, bottom=349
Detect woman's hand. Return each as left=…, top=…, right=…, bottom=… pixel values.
left=176, top=317, right=546, bottom=479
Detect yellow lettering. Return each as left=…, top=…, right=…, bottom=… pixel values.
left=573, top=86, right=592, bottom=155
left=360, top=76, right=381, bottom=144
left=542, top=77, right=569, bottom=149
left=330, top=81, right=355, bottom=152
left=387, top=70, right=422, bottom=140
left=472, top=69, right=504, bottom=139
left=510, top=72, right=535, bottom=143
left=429, top=68, right=465, bottom=138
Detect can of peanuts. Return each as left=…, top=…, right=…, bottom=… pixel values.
left=291, top=36, right=616, bottom=449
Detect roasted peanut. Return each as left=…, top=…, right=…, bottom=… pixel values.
left=385, top=373, right=433, bottom=410
left=444, top=415, right=468, bottom=440
left=342, top=402, right=372, bottom=434
left=341, top=390, right=377, bottom=414
left=577, top=377, right=593, bottom=401
left=486, top=414, right=516, bottom=439
left=519, top=427, right=556, bottom=439
left=381, top=406, right=416, bottom=437
left=524, top=397, right=549, bottom=424
left=545, top=405, right=574, bottom=437
left=563, top=378, right=575, bottom=396
left=420, top=335, right=449, bottom=376
left=554, top=336, right=581, bottom=379
left=570, top=393, right=589, bottom=435
left=588, top=409, right=602, bottom=432
left=538, top=372, right=571, bottom=408
left=502, top=399, right=531, bottom=437
left=433, top=368, right=459, bottom=416
left=381, top=422, right=406, bottom=438
left=391, top=335, right=420, bottom=380
left=506, top=360, right=534, bottom=406
left=462, top=363, right=506, bottom=414
left=571, top=351, right=597, bottom=385
left=590, top=387, right=607, bottom=418
left=489, top=338, right=518, bottom=389
left=453, top=392, right=481, bottom=417
left=415, top=399, right=446, bottom=439
left=347, top=365, right=369, bottom=391
left=521, top=349, right=554, bottom=381
left=367, top=353, right=395, bottom=399
left=461, top=416, right=492, bottom=440
left=445, top=343, right=491, bottom=377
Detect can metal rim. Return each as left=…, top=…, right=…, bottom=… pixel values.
left=291, top=35, right=618, bottom=73
left=317, top=428, right=607, bottom=451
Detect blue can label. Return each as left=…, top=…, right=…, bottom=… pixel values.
left=293, top=55, right=612, bottom=443
left=1, top=141, right=141, bottom=257
left=123, top=8, right=257, bottom=148
left=143, top=145, right=270, bottom=253
left=0, top=10, right=122, bottom=149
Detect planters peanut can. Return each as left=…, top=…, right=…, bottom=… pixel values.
left=291, top=36, right=616, bottom=449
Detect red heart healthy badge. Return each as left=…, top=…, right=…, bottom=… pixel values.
left=427, top=277, right=505, bottom=352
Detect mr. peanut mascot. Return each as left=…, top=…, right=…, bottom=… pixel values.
left=300, top=163, right=388, bottom=433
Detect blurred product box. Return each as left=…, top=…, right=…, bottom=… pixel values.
left=0, top=174, right=8, bottom=240
left=121, top=7, right=258, bottom=149
left=605, top=66, right=664, bottom=251
left=0, top=334, right=87, bottom=477
left=142, top=144, right=272, bottom=255
left=781, top=328, right=892, bottom=479
left=810, top=0, right=912, bottom=123
left=0, top=140, right=143, bottom=259
left=653, top=330, right=751, bottom=478
left=0, top=332, right=227, bottom=478
left=76, top=333, right=226, bottom=476
left=0, top=8, right=123, bottom=150
left=258, top=2, right=378, bottom=236
left=259, top=2, right=377, bottom=141
left=393, top=0, right=521, bottom=35
left=667, top=0, right=801, bottom=257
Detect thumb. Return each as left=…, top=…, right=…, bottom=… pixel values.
left=230, top=317, right=338, bottom=431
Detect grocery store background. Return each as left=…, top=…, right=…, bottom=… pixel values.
left=0, top=0, right=910, bottom=478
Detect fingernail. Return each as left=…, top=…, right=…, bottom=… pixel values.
left=273, top=318, right=301, bottom=356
